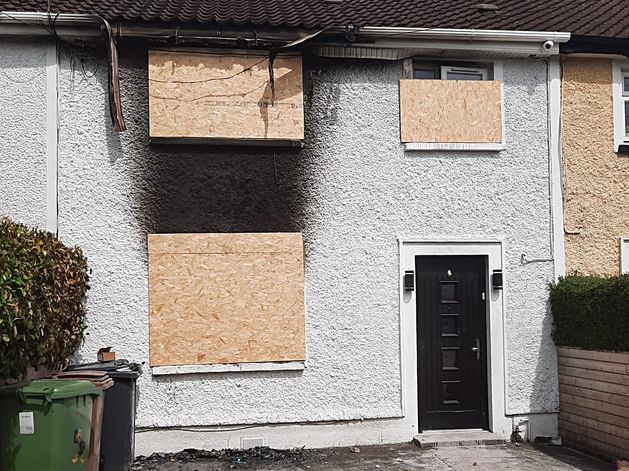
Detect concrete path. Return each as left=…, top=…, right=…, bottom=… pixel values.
left=132, top=443, right=616, bottom=470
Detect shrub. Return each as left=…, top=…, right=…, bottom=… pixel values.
left=0, top=218, right=89, bottom=380
left=549, top=274, right=629, bottom=352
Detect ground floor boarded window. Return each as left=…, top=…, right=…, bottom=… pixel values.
left=148, top=232, right=305, bottom=367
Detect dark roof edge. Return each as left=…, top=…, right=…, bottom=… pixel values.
left=561, top=36, right=629, bottom=57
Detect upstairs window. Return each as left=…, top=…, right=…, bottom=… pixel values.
left=413, top=63, right=490, bottom=81
left=400, top=60, right=503, bottom=150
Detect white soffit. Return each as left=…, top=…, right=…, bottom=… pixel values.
left=314, top=46, right=416, bottom=60
left=313, top=45, right=546, bottom=60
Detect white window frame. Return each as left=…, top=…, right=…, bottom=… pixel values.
left=440, top=65, right=489, bottom=81
left=404, top=60, right=505, bottom=152
left=621, top=237, right=629, bottom=274
left=612, top=60, right=629, bottom=152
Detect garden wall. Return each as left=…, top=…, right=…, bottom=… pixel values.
left=557, top=347, right=629, bottom=461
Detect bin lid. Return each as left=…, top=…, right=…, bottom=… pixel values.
left=65, top=360, right=141, bottom=379
left=0, top=379, right=102, bottom=401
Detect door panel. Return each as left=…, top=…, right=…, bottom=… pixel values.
left=416, top=256, right=489, bottom=430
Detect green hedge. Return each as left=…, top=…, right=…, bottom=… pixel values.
left=549, top=274, right=629, bottom=352
left=0, top=218, right=89, bottom=380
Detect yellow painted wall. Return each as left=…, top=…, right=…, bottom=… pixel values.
left=562, top=57, right=629, bottom=274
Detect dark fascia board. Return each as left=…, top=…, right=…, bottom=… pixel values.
left=560, top=36, right=629, bottom=57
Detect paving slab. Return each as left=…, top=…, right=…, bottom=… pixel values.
left=132, top=443, right=616, bottom=470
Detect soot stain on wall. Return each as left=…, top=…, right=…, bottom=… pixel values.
left=116, top=52, right=344, bottom=240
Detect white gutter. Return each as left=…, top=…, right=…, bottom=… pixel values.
left=1, top=14, right=571, bottom=45
left=356, top=27, right=571, bottom=43
left=0, top=12, right=103, bottom=37
left=0, top=11, right=304, bottom=44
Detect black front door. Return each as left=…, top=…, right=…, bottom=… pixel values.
left=416, top=255, right=489, bottom=430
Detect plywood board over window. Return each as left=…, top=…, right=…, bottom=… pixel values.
left=148, top=233, right=305, bottom=367
left=148, top=49, right=304, bottom=141
left=399, top=79, right=502, bottom=144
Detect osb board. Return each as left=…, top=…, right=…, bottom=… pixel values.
left=148, top=49, right=304, bottom=140
left=148, top=233, right=305, bottom=366
left=399, top=79, right=502, bottom=143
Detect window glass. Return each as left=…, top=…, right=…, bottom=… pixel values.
left=445, top=71, right=484, bottom=80
left=619, top=72, right=629, bottom=143
left=414, top=69, right=438, bottom=79
left=442, top=349, right=458, bottom=369
left=412, top=62, right=490, bottom=81
left=442, top=381, right=460, bottom=404
left=440, top=282, right=458, bottom=302
left=441, top=315, right=459, bottom=336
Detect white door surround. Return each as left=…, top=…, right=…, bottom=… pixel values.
left=399, top=239, right=511, bottom=437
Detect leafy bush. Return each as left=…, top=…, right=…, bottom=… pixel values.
left=0, top=218, right=89, bottom=380
left=549, top=274, right=629, bottom=352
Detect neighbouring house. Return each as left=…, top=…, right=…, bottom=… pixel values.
left=560, top=29, right=629, bottom=275
left=2, top=0, right=621, bottom=456
left=554, top=23, right=629, bottom=461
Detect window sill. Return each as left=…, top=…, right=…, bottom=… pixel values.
left=151, top=361, right=305, bottom=376
left=616, top=144, right=629, bottom=154
left=404, top=142, right=506, bottom=152
left=150, top=137, right=303, bottom=148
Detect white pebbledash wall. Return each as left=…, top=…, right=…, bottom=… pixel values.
left=0, top=39, right=49, bottom=229
left=0, top=39, right=559, bottom=452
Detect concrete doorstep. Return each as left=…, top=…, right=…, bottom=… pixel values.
left=413, top=429, right=507, bottom=448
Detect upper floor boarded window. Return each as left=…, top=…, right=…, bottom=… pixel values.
left=400, top=60, right=503, bottom=150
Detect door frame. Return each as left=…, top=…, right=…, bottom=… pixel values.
left=399, top=239, right=511, bottom=437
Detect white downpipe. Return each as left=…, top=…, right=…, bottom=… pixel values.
left=549, top=58, right=566, bottom=280
left=46, top=42, right=58, bottom=235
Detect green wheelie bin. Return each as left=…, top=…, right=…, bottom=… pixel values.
left=0, top=379, right=102, bottom=471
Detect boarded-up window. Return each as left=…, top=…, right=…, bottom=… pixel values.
left=399, top=79, right=502, bottom=144
left=148, top=233, right=305, bottom=367
left=148, top=50, right=304, bottom=142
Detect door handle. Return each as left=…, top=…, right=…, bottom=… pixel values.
left=472, top=338, right=481, bottom=360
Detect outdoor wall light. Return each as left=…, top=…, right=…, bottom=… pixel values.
left=404, top=270, right=415, bottom=291
left=492, top=270, right=503, bottom=290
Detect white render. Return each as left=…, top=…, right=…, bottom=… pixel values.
left=0, top=39, right=49, bottom=230
left=0, top=40, right=560, bottom=450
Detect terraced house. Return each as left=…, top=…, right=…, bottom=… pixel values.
left=0, top=0, right=626, bottom=456
left=560, top=29, right=629, bottom=275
